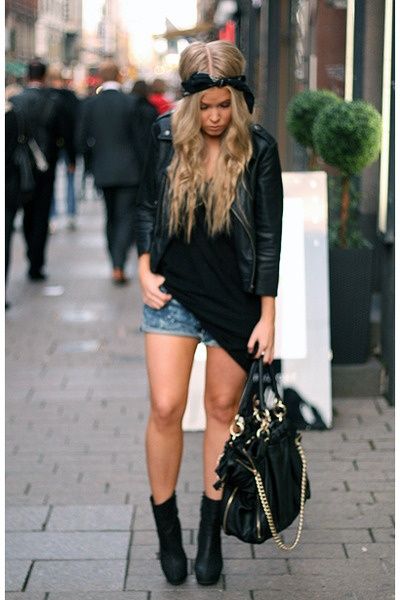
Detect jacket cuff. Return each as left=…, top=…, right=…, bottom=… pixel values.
left=254, top=282, right=279, bottom=297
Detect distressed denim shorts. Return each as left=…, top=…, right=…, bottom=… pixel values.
left=141, top=293, right=219, bottom=347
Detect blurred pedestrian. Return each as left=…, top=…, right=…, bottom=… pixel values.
left=47, top=65, right=80, bottom=231
left=5, top=100, right=23, bottom=307
left=10, top=58, right=75, bottom=280
left=135, top=40, right=283, bottom=586
left=131, top=80, right=158, bottom=155
left=148, top=78, right=173, bottom=115
left=77, top=60, right=144, bottom=284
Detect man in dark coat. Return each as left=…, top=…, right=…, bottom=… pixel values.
left=11, top=59, right=75, bottom=280
left=77, top=60, right=144, bottom=284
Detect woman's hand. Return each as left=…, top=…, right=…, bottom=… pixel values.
left=138, top=253, right=172, bottom=309
left=247, top=296, right=276, bottom=364
left=247, top=318, right=275, bottom=364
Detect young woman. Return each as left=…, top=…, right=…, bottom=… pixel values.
left=136, top=40, right=283, bottom=586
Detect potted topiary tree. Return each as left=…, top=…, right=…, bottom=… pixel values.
left=312, top=100, right=382, bottom=364
left=286, top=89, right=341, bottom=169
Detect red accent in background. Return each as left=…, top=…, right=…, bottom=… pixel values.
left=218, top=20, right=236, bottom=43
left=87, top=75, right=102, bottom=87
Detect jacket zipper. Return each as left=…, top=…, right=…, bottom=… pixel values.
left=231, top=206, right=256, bottom=291
left=223, top=486, right=239, bottom=533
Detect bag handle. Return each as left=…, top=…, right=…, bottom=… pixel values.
left=238, top=359, right=282, bottom=415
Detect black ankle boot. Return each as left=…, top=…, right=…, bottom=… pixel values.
left=195, top=493, right=223, bottom=585
left=151, top=492, right=187, bottom=585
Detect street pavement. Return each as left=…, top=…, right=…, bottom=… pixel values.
left=5, top=191, right=395, bottom=599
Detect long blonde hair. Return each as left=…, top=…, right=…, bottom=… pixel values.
left=167, top=41, right=253, bottom=240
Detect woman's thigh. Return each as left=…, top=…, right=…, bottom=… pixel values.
left=204, top=346, right=247, bottom=416
left=145, top=333, right=198, bottom=417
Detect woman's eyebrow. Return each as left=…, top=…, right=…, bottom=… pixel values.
left=200, top=99, right=231, bottom=106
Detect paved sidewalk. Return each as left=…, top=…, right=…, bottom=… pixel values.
left=5, top=197, right=395, bottom=599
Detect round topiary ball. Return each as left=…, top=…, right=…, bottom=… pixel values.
left=286, top=89, right=341, bottom=150
left=312, top=100, right=382, bottom=176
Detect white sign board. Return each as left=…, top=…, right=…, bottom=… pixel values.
left=183, top=171, right=332, bottom=430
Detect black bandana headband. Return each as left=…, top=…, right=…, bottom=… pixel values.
left=181, top=72, right=255, bottom=114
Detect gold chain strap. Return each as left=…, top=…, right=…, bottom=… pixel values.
left=254, top=436, right=308, bottom=551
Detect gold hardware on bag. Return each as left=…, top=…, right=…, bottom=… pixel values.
left=253, top=436, right=308, bottom=551
left=230, top=414, right=245, bottom=440
left=272, top=399, right=287, bottom=421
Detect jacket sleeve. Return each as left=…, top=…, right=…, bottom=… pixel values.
left=254, top=141, right=284, bottom=297
left=135, top=121, right=160, bottom=256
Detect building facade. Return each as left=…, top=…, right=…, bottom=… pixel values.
left=5, top=0, right=38, bottom=79
left=35, top=0, right=82, bottom=64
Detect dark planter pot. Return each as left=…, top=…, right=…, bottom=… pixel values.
left=329, top=247, right=374, bottom=364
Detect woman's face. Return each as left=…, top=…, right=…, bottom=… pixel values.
left=199, top=87, right=232, bottom=137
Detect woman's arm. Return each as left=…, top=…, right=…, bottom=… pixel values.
left=247, top=296, right=275, bottom=363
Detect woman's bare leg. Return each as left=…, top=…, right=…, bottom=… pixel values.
left=145, top=333, right=198, bottom=504
left=203, top=347, right=247, bottom=499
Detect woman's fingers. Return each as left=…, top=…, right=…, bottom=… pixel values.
left=143, top=287, right=172, bottom=309
left=262, top=347, right=274, bottom=364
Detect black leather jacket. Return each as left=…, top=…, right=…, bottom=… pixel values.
left=135, top=113, right=283, bottom=296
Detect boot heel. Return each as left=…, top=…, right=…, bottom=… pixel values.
left=151, top=492, right=187, bottom=585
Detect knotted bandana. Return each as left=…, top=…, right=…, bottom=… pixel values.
left=181, top=72, right=255, bottom=114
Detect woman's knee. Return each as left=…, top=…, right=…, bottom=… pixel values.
left=149, top=395, right=186, bottom=429
left=205, top=393, right=238, bottom=426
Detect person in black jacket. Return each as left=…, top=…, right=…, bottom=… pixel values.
left=11, top=59, right=75, bottom=280
left=77, top=60, right=143, bottom=284
left=130, top=80, right=158, bottom=159
left=135, top=41, right=283, bottom=587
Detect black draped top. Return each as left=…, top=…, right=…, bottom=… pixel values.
left=159, top=202, right=261, bottom=371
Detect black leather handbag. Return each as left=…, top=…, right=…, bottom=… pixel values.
left=214, top=359, right=311, bottom=549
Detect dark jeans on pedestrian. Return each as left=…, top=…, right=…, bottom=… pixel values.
left=5, top=202, right=20, bottom=285
left=102, top=185, right=138, bottom=270
left=23, top=167, right=56, bottom=276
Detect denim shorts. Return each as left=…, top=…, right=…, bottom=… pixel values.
left=141, top=295, right=219, bottom=347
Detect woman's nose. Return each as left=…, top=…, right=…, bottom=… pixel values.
left=209, top=109, right=220, bottom=123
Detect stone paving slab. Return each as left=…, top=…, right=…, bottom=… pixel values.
left=47, top=594, right=147, bottom=600
left=46, top=504, right=135, bottom=530
left=5, top=507, right=50, bottom=531
left=251, top=573, right=395, bottom=600
left=151, top=593, right=250, bottom=600
left=253, top=541, right=346, bottom=558
left=5, top=560, right=32, bottom=592
left=26, top=560, right=127, bottom=591
left=5, top=594, right=46, bottom=600
left=6, top=531, right=130, bottom=560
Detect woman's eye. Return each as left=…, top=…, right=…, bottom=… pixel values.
left=200, top=105, right=208, bottom=110
left=220, top=103, right=231, bottom=108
